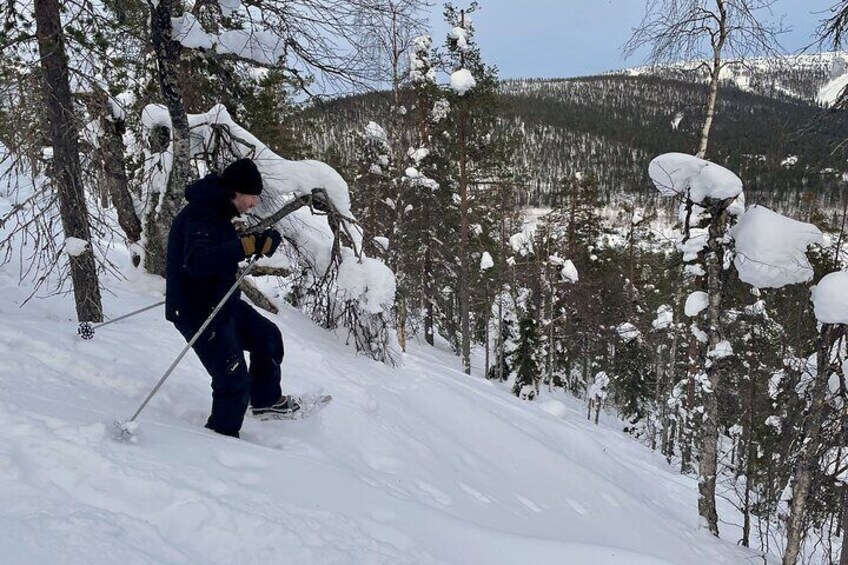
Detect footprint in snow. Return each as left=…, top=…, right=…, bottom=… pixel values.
left=599, top=491, right=621, bottom=507
left=363, top=453, right=404, bottom=474
left=517, top=495, right=542, bottom=513
left=236, top=473, right=262, bottom=487
left=564, top=497, right=589, bottom=515
left=216, top=451, right=268, bottom=470
left=415, top=479, right=452, bottom=506
left=458, top=482, right=492, bottom=504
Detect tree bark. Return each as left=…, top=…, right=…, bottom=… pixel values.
left=697, top=196, right=732, bottom=537
left=696, top=0, right=727, bottom=159
left=741, top=371, right=756, bottom=547
left=147, top=0, right=194, bottom=275
left=458, top=57, right=470, bottom=375
left=97, top=91, right=142, bottom=265
left=455, top=7, right=472, bottom=376
left=240, top=278, right=278, bottom=314
left=34, top=0, right=103, bottom=323
left=840, top=484, right=848, bottom=565
left=783, top=324, right=842, bottom=565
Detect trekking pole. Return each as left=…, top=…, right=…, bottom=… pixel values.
left=78, top=301, right=165, bottom=340
left=115, top=256, right=260, bottom=440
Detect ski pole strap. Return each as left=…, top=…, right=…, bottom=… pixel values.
left=126, top=257, right=259, bottom=424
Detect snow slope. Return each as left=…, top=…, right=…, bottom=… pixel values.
left=620, top=52, right=845, bottom=103
left=818, top=72, right=848, bottom=106
left=0, top=262, right=769, bottom=564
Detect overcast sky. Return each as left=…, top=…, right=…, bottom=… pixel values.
left=424, top=0, right=841, bottom=79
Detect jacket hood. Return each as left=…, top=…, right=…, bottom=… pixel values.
left=185, top=173, right=237, bottom=217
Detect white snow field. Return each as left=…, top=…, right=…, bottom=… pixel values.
left=0, top=265, right=769, bottom=564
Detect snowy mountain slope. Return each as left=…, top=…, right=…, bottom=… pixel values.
left=618, top=51, right=846, bottom=103
left=818, top=72, right=848, bottom=106
left=0, top=265, right=773, bottom=565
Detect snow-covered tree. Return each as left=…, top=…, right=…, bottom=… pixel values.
left=512, top=301, right=542, bottom=399
left=649, top=152, right=745, bottom=535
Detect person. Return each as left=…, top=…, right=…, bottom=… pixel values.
left=165, top=157, right=298, bottom=438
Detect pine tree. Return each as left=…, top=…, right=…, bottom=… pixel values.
left=512, top=304, right=542, bottom=399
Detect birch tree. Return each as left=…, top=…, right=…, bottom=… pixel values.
left=649, top=152, right=745, bottom=535
left=623, top=0, right=784, bottom=158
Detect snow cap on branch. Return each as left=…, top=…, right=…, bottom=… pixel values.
left=364, top=121, right=388, bottom=144
left=450, top=69, right=476, bottom=96
left=729, top=205, right=823, bottom=289
left=617, top=323, right=641, bottom=342
left=64, top=238, right=90, bottom=257
left=449, top=26, right=472, bottom=52
left=649, top=153, right=743, bottom=203
left=685, top=291, right=709, bottom=317
left=218, top=0, right=241, bottom=16
left=812, top=272, right=848, bottom=324
left=480, top=251, right=494, bottom=271
left=652, top=304, right=674, bottom=330
left=337, top=249, right=397, bottom=315
left=409, top=35, right=436, bottom=84
left=171, top=13, right=285, bottom=66
left=561, top=260, right=579, bottom=283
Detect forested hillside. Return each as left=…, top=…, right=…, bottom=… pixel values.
left=296, top=71, right=848, bottom=213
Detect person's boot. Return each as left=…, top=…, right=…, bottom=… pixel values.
left=251, top=395, right=302, bottom=419
left=204, top=421, right=240, bottom=438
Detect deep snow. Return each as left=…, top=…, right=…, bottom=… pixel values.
left=0, top=253, right=777, bottom=565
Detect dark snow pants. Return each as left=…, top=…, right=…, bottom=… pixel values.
left=175, top=300, right=283, bottom=438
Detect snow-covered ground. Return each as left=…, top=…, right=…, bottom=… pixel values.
left=0, top=244, right=777, bottom=564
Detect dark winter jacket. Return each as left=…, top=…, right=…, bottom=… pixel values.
left=165, top=173, right=245, bottom=328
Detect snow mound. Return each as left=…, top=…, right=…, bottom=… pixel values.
left=729, top=205, right=822, bottom=289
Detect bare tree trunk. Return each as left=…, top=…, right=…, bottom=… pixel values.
left=651, top=345, right=665, bottom=451
left=783, top=324, right=842, bottom=565
left=741, top=372, right=756, bottom=547
left=423, top=247, right=434, bottom=346
left=457, top=11, right=471, bottom=375
left=696, top=0, right=727, bottom=159
left=666, top=419, right=677, bottom=464
left=240, top=278, right=278, bottom=314
left=697, top=197, right=732, bottom=537
left=680, top=366, right=696, bottom=474
left=147, top=0, right=194, bottom=275
left=34, top=0, right=103, bottom=323
left=662, top=324, right=679, bottom=461
left=97, top=91, right=142, bottom=265
left=484, top=280, right=490, bottom=378
left=840, top=484, right=848, bottom=565
left=568, top=178, right=578, bottom=257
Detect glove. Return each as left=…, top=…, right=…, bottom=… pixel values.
left=240, top=228, right=282, bottom=257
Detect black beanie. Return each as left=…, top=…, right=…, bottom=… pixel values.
left=220, top=158, right=263, bottom=195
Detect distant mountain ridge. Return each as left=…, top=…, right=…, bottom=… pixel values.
left=613, top=51, right=848, bottom=105
left=297, top=53, right=848, bottom=214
